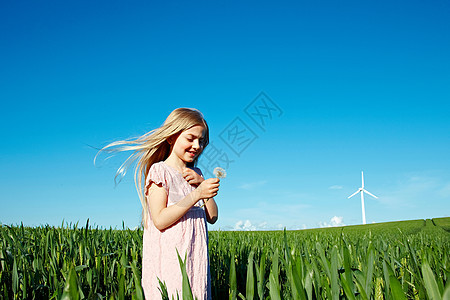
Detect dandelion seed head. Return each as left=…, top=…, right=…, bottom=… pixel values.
left=213, top=167, right=226, bottom=179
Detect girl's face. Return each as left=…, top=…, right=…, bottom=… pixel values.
left=171, top=125, right=206, bottom=164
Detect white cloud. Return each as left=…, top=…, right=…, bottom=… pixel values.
left=319, top=216, right=345, bottom=228
left=233, top=220, right=299, bottom=231
left=286, top=224, right=308, bottom=230
left=329, top=185, right=344, bottom=190
left=234, top=219, right=257, bottom=231
left=257, top=221, right=268, bottom=229
left=331, top=216, right=344, bottom=226
left=234, top=220, right=243, bottom=230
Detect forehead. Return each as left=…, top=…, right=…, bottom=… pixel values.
left=182, top=125, right=206, bottom=137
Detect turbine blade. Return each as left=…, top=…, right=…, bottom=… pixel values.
left=363, top=189, right=378, bottom=198
left=348, top=190, right=360, bottom=199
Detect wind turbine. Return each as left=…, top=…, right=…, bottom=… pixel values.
left=348, top=171, right=378, bottom=224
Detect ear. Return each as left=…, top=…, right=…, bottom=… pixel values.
left=167, top=135, right=176, bottom=145
left=168, top=132, right=181, bottom=145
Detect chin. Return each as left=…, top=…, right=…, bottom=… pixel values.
left=184, top=157, right=195, bottom=163
left=185, top=154, right=197, bottom=161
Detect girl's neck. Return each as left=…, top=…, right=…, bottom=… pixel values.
left=164, top=155, right=187, bottom=173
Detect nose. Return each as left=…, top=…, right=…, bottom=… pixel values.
left=192, top=139, right=200, bottom=149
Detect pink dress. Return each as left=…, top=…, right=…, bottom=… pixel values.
left=142, top=161, right=211, bottom=300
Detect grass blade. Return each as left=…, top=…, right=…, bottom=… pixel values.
left=340, top=273, right=356, bottom=300
left=342, top=239, right=355, bottom=296
left=246, top=250, right=255, bottom=300
left=61, top=265, right=80, bottom=300
left=388, top=274, right=406, bottom=300
left=442, top=284, right=450, bottom=300
left=268, top=270, right=281, bottom=300
left=130, top=261, right=144, bottom=300
left=12, top=257, right=18, bottom=297
left=255, top=250, right=266, bottom=299
left=268, top=249, right=281, bottom=300
left=229, top=250, right=237, bottom=300
left=364, top=242, right=375, bottom=299
left=176, top=249, right=194, bottom=300
left=330, top=245, right=339, bottom=300
left=421, top=261, right=441, bottom=300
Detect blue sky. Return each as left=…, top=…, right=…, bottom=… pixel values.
left=1, top=0, right=449, bottom=230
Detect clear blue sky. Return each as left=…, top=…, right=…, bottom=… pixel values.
left=1, top=0, right=449, bottom=230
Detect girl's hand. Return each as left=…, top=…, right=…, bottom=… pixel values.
left=183, top=168, right=204, bottom=186
left=196, top=178, right=220, bottom=199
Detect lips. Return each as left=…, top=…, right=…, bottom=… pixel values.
left=187, top=151, right=197, bottom=157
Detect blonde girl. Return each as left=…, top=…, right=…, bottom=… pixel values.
left=99, top=108, right=219, bottom=299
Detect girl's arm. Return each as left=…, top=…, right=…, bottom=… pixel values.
left=147, top=178, right=219, bottom=231
left=204, top=197, right=218, bottom=224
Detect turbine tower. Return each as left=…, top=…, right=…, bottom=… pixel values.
left=348, top=171, right=378, bottom=224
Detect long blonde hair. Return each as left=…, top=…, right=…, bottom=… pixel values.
left=96, top=108, right=209, bottom=226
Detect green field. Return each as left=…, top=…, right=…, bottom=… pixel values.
left=1, top=218, right=449, bottom=299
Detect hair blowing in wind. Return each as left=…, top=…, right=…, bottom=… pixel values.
left=95, top=108, right=209, bottom=225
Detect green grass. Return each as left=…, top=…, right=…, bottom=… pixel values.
left=1, top=218, right=449, bottom=299
left=433, top=217, right=450, bottom=232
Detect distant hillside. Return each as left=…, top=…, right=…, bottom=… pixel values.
left=296, top=217, right=450, bottom=236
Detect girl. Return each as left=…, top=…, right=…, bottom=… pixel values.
left=100, top=108, right=219, bottom=299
